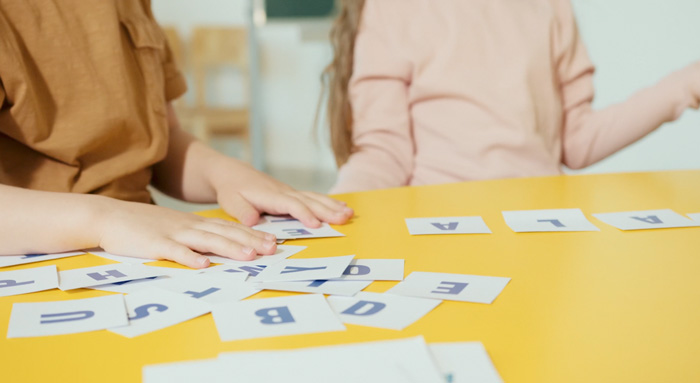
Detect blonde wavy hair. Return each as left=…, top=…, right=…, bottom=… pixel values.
left=320, top=0, right=366, bottom=167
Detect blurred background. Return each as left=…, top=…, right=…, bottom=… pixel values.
left=150, top=0, right=700, bottom=211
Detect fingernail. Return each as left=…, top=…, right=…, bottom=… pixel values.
left=264, top=233, right=277, bottom=242
left=344, top=207, right=354, bottom=215
left=241, top=247, right=255, bottom=256
left=198, top=257, right=210, bottom=267
left=264, top=240, right=276, bottom=248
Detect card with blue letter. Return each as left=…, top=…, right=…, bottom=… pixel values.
left=429, top=342, right=503, bottom=383
left=253, top=255, right=355, bottom=282
left=592, top=209, right=700, bottom=230
left=58, top=264, right=169, bottom=291
left=89, top=266, right=201, bottom=294
left=253, top=279, right=372, bottom=296
left=89, top=276, right=170, bottom=294
left=212, top=294, right=345, bottom=341
left=7, top=294, right=128, bottom=338
left=253, top=215, right=345, bottom=240
left=331, top=259, right=404, bottom=281
left=0, top=250, right=85, bottom=268
left=405, top=216, right=492, bottom=235
left=0, top=265, right=58, bottom=297
left=109, top=288, right=211, bottom=338
left=152, top=272, right=258, bottom=306
left=502, top=209, right=600, bottom=232
left=386, top=272, right=510, bottom=304
left=202, top=263, right=270, bottom=278
left=327, top=292, right=441, bottom=330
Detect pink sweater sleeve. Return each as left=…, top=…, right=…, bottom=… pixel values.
left=329, top=0, right=414, bottom=194
left=555, top=0, right=700, bottom=169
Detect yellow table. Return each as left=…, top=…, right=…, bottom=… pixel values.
left=2, top=170, right=700, bottom=382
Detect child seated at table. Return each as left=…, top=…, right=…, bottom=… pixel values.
left=0, top=0, right=353, bottom=268
left=322, top=0, right=700, bottom=193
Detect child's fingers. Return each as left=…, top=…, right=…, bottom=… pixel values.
left=293, top=193, right=352, bottom=225
left=156, top=240, right=211, bottom=269
left=299, top=192, right=354, bottom=224
left=194, top=221, right=277, bottom=255
left=202, top=218, right=275, bottom=241
left=273, top=194, right=321, bottom=228
left=173, top=229, right=263, bottom=261
left=204, top=218, right=277, bottom=243
left=302, top=191, right=348, bottom=209
left=218, top=192, right=262, bottom=226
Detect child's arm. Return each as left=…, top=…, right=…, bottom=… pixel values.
left=0, top=183, right=276, bottom=268
left=151, top=104, right=354, bottom=228
left=554, top=0, right=700, bottom=169
left=330, top=1, right=414, bottom=194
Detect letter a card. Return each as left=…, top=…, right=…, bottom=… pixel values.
left=7, top=295, right=128, bottom=338
left=327, top=292, right=441, bottom=330
left=592, top=209, right=700, bottom=230
left=212, top=294, right=345, bottom=341
left=387, top=272, right=510, bottom=304
left=405, top=216, right=491, bottom=235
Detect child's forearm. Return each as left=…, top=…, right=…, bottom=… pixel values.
left=151, top=103, right=236, bottom=203
left=0, top=183, right=280, bottom=268
left=0, top=184, right=108, bottom=255
left=562, top=62, right=700, bottom=169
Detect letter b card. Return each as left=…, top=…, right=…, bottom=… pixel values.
left=212, top=294, right=344, bottom=341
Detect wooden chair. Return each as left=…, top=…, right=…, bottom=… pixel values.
left=189, top=27, right=251, bottom=147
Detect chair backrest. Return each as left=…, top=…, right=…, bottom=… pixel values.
left=190, top=27, right=249, bottom=108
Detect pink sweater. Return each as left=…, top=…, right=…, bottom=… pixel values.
left=330, top=0, right=700, bottom=193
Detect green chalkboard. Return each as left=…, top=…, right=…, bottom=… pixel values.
left=265, top=0, right=336, bottom=18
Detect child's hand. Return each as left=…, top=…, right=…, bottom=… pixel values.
left=210, top=160, right=354, bottom=228
left=691, top=61, right=700, bottom=106
left=96, top=198, right=278, bottom=269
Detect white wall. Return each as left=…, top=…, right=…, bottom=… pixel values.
left=153, top=0, right=700, bottom=179
left=570, top=0, right=700, bottom=173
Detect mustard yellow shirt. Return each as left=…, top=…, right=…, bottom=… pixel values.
left=0, top=0, right=187, bottom=202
